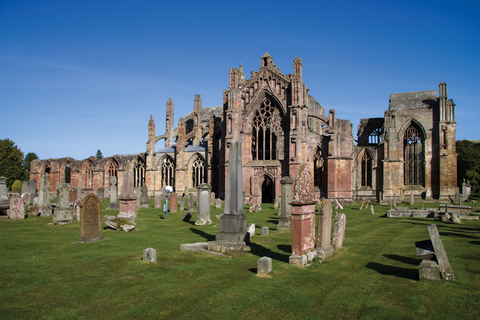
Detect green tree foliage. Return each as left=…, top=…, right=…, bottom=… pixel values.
left=456, top=140, right=480, bottom=197
left=95, top=149, right=103, bottom=160
left=12, top=180, right=22, bottom=193
left=0, top=139, right=24, bottom=189
left=23, top=152, right=38, bottom=180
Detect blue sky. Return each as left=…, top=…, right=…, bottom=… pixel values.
left=1, top=0, right=479, bottom=160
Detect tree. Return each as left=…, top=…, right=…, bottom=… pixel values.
left=23, top=152, right=38, bottom=181
left=12, top=180, right=22, bottom=193
left=0, top=139, right=24, bottom=189
left=95, top=149, right=103, bottom=160
left=456, top=140, right=480, bottom=197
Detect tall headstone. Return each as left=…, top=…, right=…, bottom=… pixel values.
left=21, top=181, right=27, bottom=195
left=410, top=193, right=415, bottom=205
left=278, top=176, right=293, bottom=231
left=154, top=193, right=163, bottom=208
left=215, top=198, right=222, bottom=209
left=53, top=183, right=73, bottom=224
left=118, top=162, right=136, bottom=221
left=69, top=188, right=79, bottom=203
left=110, top=176, right=117, bottom=203
left=332, top=213, right=346, bottom=251
left=8, top=197, right=24, bottom=220
left=96, top=188, right=105, bottom=202
left=21, top=192, right=31, bottom=205
left=39, top=173, right=52, bottom=216
left=195, top=183, right=212, bottom=226
left=139, top=184, right=149, bottom=208
left=169, top=193, right=178, bottom=213
left=274, top=196, right=280, bottom=210
left=179, top=196, right=185, bottom=211
left=208, top=139, right=249, bottom=253
left=27, top=180, right=36, bottom=199
left=187, top=193, right=195, bottom=213
left=289, top=164, right=317, bottom=267
left=0, top=176, right=9, bottom=201
left=316, top=199, right=334, bottom=261
left=210, top=192, right=215, bottom=206
left=78, top=193, right=104, bottom=243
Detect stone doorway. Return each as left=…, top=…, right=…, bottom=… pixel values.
left=261, top=175, right=275, bottom=203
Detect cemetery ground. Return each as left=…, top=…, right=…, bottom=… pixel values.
left=1, top=201, right=479, bottom=320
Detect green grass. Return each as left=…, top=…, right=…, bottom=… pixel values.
left=0, top=200, right=479, bottom=319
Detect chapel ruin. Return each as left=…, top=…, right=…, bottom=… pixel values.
left=29, top=53, right=458, bottom=203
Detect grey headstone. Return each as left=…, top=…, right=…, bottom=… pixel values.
left=27, top=180, right=36, bottom=199
left=53, top=183, right=73, bottom=224
left=78, top=194, right=104, bottom=242
left=428, top=224, right=455, bottom=281
left=39, top=173, right=52, bottom=216
left=96, top=188, right=105, bottom=202
left=278, top=176, right=293, bottom=231
left=215, top=198, right=222, bottom=209
left=187, top=193, right=195, bottom=213
left=410, top=193, right=415, bottom=205
left=419, top=260, right=441, bottom=281
left=257, top=256, right=273, bottom=276
left=0, top=177, right=8, bottom=201
left=154, top=194, right=163, bottom=208
left=332, top=213, right=346, bottom=251
left=195, top=183, right=212, bottom=226
left=109, top=176, right=117, bottom=204
left=143, top=248, right=157, bottom=262
left=140, top=184, right=149, bottom=208
left=261, top=226, right=269, bottom=236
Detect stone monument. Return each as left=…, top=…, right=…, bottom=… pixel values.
left=27, top=180, right=36, bottom=199
left=8, top=197, right=24, bottom=220
left=332, top=213, right=346, bottom=251
left=53, top=183, right=73, bottom=225
left=0, top=177, right=8, bottom=201
left=208, top=139, right=250, bottom=253
left=289, top=163, right=317, bottom=267
left=195, top=183, right=212, bottom=226
left=118, top=162, right=136, bottom=221
left=187, top=193, right=195, bottom=214
left=139, top=184, right=149, bottom=208
left=317, top=199, right=335, bottom=261
left=78, top=193, right=104, bottom=243
left=39, top=173, right=52, bottom=216
left=278, top=176, right=293, bottom=231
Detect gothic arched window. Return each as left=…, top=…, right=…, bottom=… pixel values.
left=360, top=150, right=372, bottom=188
left=369, top=127, right=383, bottom=145
left=192, top=156, right=205, bottom=187
left=83, top=160, right=94, bottom=188
left=107, top=159, right=118, bottom=178
left=404, top=124, right=424, bottom=186
left=161, top=156, right=175, bottom=188
left=133, top=158, right=145, bottom=188
left=252, top=99, right=284, bottom=161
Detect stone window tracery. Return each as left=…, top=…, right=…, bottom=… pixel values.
left=251, top=99, right=284, bottom=161
left=133, top=158, right=145, bottom=188
left=360, top=150, right=372, bottom=188
left=107, top=159, right=118, bottom=178
left=369, top=127, right=383, bottom=145
left=84, top=161, right=94, bottom=188
left=161, top=156, right=175, bottom=188
left=192, top=156, right=206, bottom=187
left=404, top=124, right=424, bottom=186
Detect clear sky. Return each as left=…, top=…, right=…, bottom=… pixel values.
left=1, top=0, right=479, bottom=160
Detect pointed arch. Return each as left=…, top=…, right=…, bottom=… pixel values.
left=308, top=145, right=326, bottom=191
left=403, top=122, right=425, bottom=186
left=358, top=148, right=373, bottom=188
left=190, top=153, right=206, bottom=188
left=132, top=157, right=145, bottom=188
left=81, top=159, right=94, bottom=188
left=158, top=155, right=175, bottom=188
left=60, top=159, right=73, bottom=184
left=40, top=160, right=51, bottom=174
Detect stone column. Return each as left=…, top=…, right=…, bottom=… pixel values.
left=316, top=199, right=334, bottom=261
left=278, top=176, right=293, bottom=231
left=195, top=183, right=212, bottom=225
left=289, top=163, right=317, bottom=267
left=209, top=139, right=249, bottom=253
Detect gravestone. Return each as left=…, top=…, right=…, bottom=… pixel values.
left=21, top=181, right=27, bottom=195
left=317, top=199, right=334, bottom=261
left=195, top=183, right=212, bottom=226
left=410, top=193, right=415, bottom=205
left=187, top=193, right=195, bottom=214
left=9, top=197, right=24, bottom=219
left=247, top=223, right=256, bottom=239
left=39, top=173, right=52, bottom=216
left=334, top=198, right=343, bottom=210
left=257, top=256, right=273, bottom=277
left=182, top=212, right=192, bottom=222
left=154, top=193, right=163, bottom=208
left=22, top=193, right=31, bottom=205
left=27, top=180, right=36, bottom=199
left=278, top=176, right=293, bottom=231
left=425, top=188, right=432, bottom=200
left=261, top=226, right=269, bottom=236
left=208, top=139, right=249, bottom=253
left=78, top=193, right=104, bottom=243
left=179, top=196, right=185, bottom=211
left=106, top=176, right=119, bottom=210
left=215, top=198, right=222, bottom=209
left=210, top=192, right=215, bottom=206
left=94, top=188, right=103, bottom=202
left=428, top=224, right=455, bottom=280
left=139, top=184, right=149, bottom=208
left=289, top=163, right=317, bottom=267
left=274, top=197, right=280, bottom=210
left=370, top=204, right=375, bottom=215
left=143, top=248, right=157, bottom=262
left=53, top=183, right=73, bottom=224
left=332, top=213, right=346, bottom=251
left=118, top=162, right=136, bottom=221
left=0, top=177, right=8, bottom=201
left=169, top=193, right=178, bottom=213
left=393, top=194, right=397, bottom=207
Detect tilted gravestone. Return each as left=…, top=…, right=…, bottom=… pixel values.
left=332, top=213, right=346, bottom=251
left=78, top=193, right=104, bottom=243
left=427, top=224, right=455, bottom=281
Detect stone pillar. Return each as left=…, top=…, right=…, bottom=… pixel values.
left=195, top=183, right=212, bottom=226
left=317, top=199, right=334, bottom=261
left=53, top=183, right=73, bottom=225
left=118, top=162, right=136, bottom=221
left=209, top=139, right=249, bottom=253
left=289, top=163, right=317, bottom=267
left=278, top=176, right=293, bottom=231
left=39, top=173, right=52, bottom=216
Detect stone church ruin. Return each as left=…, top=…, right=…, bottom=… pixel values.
left=29, top=53, right=458, bottom=203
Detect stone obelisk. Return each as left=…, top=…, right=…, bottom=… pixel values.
left=208, top=139, right=250, bottom=253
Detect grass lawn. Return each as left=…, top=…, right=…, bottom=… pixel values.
left=0, top=200, right=479, bottom=319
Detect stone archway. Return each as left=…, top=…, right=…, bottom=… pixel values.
left=261, top=175, right=275, bottom=203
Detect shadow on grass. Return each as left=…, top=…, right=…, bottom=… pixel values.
left=383, top=254, right=420, bottom=266
left=469, top=241, right=480, bottom=245
left=249, top=242, right=289, bottom=263
left=249, top=268, right=257, bottom=274
left=440, top=231, right=480, bottom=240
left=277, top=244, right=291, bottom=253
left=188, top=228, right=215, bottom=241
left=365, top=262, right=418, bottom=281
